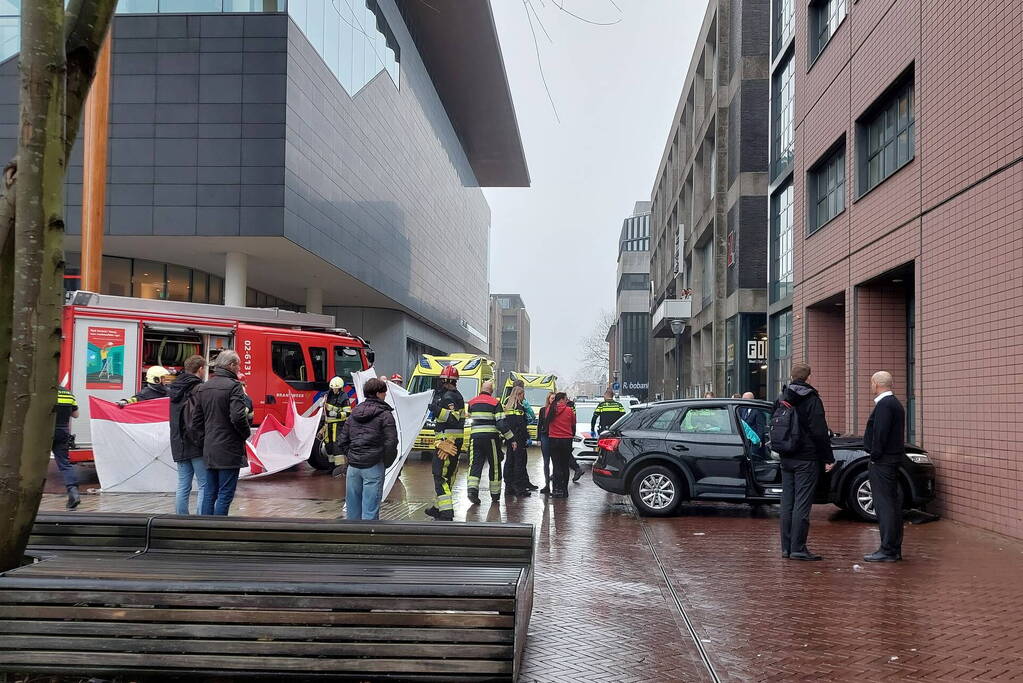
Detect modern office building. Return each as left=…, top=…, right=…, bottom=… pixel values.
left=0, top=1, right=528, bottom=378
left=489, top=294, right=530, bottom=389
left=648, top=0, right=770, bottom=400
left=608, top=201, right=651, bottom=401
left=778, top=0, right=1022, bottom=538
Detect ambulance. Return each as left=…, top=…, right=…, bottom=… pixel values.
left=407, top=353, right=495, bottom=451
left=60, top=291, right=374, bottom=463
left=500, top=372, right=558, bottom=440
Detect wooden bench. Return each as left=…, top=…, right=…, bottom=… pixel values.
left=24, top=512, right=150, bottom=559
left=3, top=513, right=535, bottom=681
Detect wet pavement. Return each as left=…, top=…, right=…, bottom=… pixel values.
left=40, top=450, right=1023, bottom=682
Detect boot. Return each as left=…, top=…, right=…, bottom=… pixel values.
left=467, top=489, right=481, bottom=505
left=438, top=510, right=454, bottom=522
left=66, top=486, right=81, bottom=510
left=424, top=506, right=441, bottom=519
left=573, top=467, right=585, bottom=483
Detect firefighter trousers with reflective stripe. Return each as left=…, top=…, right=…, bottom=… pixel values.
left=432, top=438, right=461, bottom=511
left=468, top=434, right=502, bottom=496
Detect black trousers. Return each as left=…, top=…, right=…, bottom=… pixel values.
left=780, top=458, right=819, bottom=554
left=503, top=430, right=529, bottom=492
left=549, top=438, right=573, bottom=495
left=869, top=461, right=904, bottom=556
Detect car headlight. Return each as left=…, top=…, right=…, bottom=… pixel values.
left=573, top=435, right=582, bottom=443
left=907, top=453, right=931, bottom=464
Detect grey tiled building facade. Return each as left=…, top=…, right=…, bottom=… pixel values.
left=0, top=1, right=527, bottom=376
left=647, top=0, right=770, bottom=400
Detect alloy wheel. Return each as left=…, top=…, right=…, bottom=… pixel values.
left=857, top=479, right=875, bottom=516
left=639, top=473, right=676, bottom=510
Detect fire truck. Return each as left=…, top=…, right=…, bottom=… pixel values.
left=60, top=291, right=374, bottom=464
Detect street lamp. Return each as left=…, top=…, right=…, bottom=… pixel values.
left=622, top=353, right=633, bottom=397
left=670, top=320, right=685, bottom=399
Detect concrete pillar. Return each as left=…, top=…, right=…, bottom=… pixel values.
left=224, top=252, right=247, bottom=307
left=305, top=287, right=323, bottom=315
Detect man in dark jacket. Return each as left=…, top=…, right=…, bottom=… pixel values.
left=337, top=378, right=397, bottom=521
left=863, top=370, right=906, bottom=562
left=774, top=363, right=835, bottom=561
left=169, top=355, right=207, bottom=515
left=189, top=350, right=250, bottom=516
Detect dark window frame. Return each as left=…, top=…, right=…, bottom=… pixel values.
left=806, top=139, right=846, bottom=235
left=856, top=71, right=915, bottom=197
left=808, top=0, right=847, bottom=63
left=271, top=341, right=309, bottom=383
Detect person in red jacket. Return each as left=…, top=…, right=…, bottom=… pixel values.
left=546, top=392, right=577, bottom=498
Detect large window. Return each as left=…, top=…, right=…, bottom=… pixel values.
left=773, top=0, right=794, bottom=56
left=680, top=407, right=735, bottom=434
left=771, top=54, right=795, bottom=180
left=769, top=310, right=793, bottom=400
left=334, top=346, right=364, bottom=382
left=859, top=79, right=915, bottom=195
left=807, top=143, right=845, bottom=234
left=770, top=183, right=794, bottom=302
left=809, top=0, right=846, bottom=61
left=619, top=273, right=648, bottom=292
left=272, top=342, right=308, bottom=382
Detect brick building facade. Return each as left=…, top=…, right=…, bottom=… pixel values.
left=777, top=0, right=1022, bottom=537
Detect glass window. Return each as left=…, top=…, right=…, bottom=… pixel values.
left=771, top=54, right=794, bottom=179
left=99, top=256, right=132, bottom=297
left=116, top=0, right=160, bottom=13
left=770, top=182, right=794, bottom=302
left=647, top=408, right=682, bottom=431
left=309, top=346, right=328, bottom=383
left=158, top=0, right=224, bottom=11
left=701, top=244, right=714, bottom=306
left=334, top=346, right=363, bottom=381
left=132, top=260, right=166, bottom=300
left=860, top=81, right=915, bottom=194
left=272, top=341, right=308, bottom=382
left=810, top=0, right=846, bottom=60
left=680, top=407, right=735, bottom=434
left=770, top=310, right=793, bottom=400
left=808, top=144, right=845, bottom=233
left=192, top=271, right=209, bottom=304
left=209, top=275, right=224, bottom=305
left=166, top=264, right=191, bottom=302
left=224, top=1, right=286, bottom=10
left=773, top=0, right=794, bottom=56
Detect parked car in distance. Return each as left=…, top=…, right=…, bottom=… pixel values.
left=570, top=400, right=631, bottom=463
left=591, top=398, right=935, bottom=521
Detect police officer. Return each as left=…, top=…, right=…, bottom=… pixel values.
left=502, top=386, right=532, bottom=496
left=321, top=376, right=351, bottom=463
left=117, top=366, right=171, bottom=406
left=466, top=380, right=515, bottom=505
left=54, top=387, right=81, bottom=510
left=425, top=365, right=464, bottom=521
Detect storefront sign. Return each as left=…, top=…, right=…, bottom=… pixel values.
left=747, top=339, right=767, bottom=363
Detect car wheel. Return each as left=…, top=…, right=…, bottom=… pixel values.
left=845, top=470, right=878, bottom=522
left=307, top=439, right=333, bottom=471
left=630, top=465, right=683, bottom=517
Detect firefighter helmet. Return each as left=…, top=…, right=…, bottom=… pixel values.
left=439, top=365, right=459, bottom=382
left=146, top=366, right=171, bottom=384
left=390, top=373, right=403, bottom=383
left=329, top=376, right=345, bottom=390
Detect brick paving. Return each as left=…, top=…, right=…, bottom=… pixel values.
left=39, top=451, right=1023, bottom=681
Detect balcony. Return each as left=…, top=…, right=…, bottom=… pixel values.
left=652, top=295, right=693, bottom=338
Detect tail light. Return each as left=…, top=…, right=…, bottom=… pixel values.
left=597, top=437, right=621, bottom=452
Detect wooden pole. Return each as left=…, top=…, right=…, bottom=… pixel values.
left=80, top=27, right=111, bottom=293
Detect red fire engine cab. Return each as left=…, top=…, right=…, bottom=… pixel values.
left=60, top=291, right=374, bottom=463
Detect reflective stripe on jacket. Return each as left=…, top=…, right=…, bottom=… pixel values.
left=467, top=392, right=514, bottom=439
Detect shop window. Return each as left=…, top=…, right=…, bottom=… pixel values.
left=131, top=260, right=165, bottom=300
left=166, top=264, right=191, bottom=302
left=271, top=342, right=307, bottom=382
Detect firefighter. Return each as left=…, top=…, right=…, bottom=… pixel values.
left=466, top=379, right=515, bottom=506
left=117, top=366, right=171, bottom=406
left=425, top=365, right=464, bottom=521
left=54, top=386, right=80, bottom=510
left=321, top=376, right=352, bottom=463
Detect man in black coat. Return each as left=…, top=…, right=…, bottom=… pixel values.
left=337, top=378, right=397, bottom=521
left=863, top=370, right=906, bottom=562
left=774, top=363, right=835, bottom=561
left=169, top=355, right=207, bottom=515
left=189, top=350, right=251, bottom=516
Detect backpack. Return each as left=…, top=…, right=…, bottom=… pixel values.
left=769, top=399, right=802, bottom=456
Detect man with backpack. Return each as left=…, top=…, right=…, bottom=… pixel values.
left=770, top=363, right=834, bottom=561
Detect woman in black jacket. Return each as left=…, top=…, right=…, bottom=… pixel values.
left=169, top=355, right=207, bottom=515
left=337, top=378, right=398, bottom=521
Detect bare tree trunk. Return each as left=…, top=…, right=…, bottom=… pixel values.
left=0, top=0, right=118, bottom=573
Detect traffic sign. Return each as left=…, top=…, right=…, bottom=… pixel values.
left=612, top=382, right=621, bottom=392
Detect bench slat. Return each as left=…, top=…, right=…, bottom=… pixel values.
left=149, top=528, right=533, bottom=548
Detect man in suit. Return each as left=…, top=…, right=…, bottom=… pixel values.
left=863, top=371, right=906, bottom=562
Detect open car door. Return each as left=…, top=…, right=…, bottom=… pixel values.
left=736, top=405, right=782, bottom=496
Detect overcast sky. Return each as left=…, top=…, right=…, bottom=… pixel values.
left=484, top=0, right=705, bottom=387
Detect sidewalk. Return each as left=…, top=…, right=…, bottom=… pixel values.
left=40, top=453, right=1023, bottom=681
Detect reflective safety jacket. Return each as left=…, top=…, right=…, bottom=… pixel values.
left=591, top=399, right=627, bottom=434
left=431, top=387, right=465, bottom=439
left=467, top=392, right=514, bottom=440
left=55, top=388, right=78, bottom=433
left=324, top=389, right=351, bottom=424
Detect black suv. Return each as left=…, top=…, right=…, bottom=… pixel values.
left=591, top=399, right=936, bottom=521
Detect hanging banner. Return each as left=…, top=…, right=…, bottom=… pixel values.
left=86, top=327, right=126, bottom=390
left=89, top=396, right=177, bottom=493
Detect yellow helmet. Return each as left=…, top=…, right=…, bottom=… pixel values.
left=146, top=366, right=171, bottom=384
left=329, top=376, right=345, bottom=390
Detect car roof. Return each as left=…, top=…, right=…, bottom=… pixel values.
left=634, top=398, right=773, bottom=409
